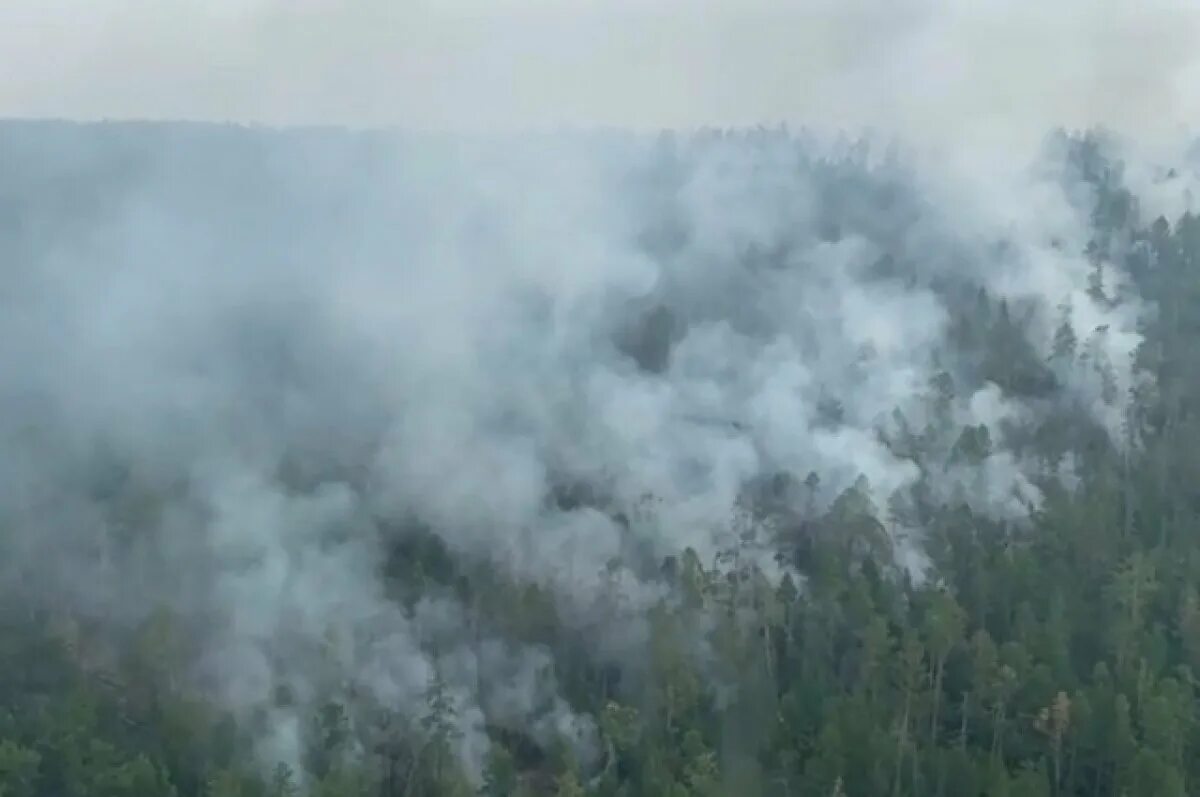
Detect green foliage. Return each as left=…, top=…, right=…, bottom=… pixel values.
left=0, top=741, right=40, bottom=797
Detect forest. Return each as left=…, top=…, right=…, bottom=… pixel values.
left=0, top=121, right=1199, bottom=796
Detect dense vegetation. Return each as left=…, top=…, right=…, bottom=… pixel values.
left=1, top=123, right=1199, bottom=795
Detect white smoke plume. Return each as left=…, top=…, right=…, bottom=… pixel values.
left=0, top=120, right=1176, bottom=777
left=0, top=0, right=1197, bottom=781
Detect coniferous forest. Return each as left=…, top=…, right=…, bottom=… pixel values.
left=2, top=121, right=1200, bottom=796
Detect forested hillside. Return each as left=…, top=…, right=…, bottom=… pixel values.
left=1, top=121, right=1200, bottom=795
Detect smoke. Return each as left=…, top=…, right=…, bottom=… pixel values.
left=0, top=120, right=1176, bottom=780
left=0, top=0, right=1197, bottom=782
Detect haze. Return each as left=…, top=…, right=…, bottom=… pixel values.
left=3, top=0, right=1198, bottom=147
left=2, top=2, right=1200, bottom=793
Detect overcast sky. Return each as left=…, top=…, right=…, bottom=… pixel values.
left=1, top=0, right=1198, bottom=144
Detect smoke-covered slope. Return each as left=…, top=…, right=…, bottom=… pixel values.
left=1, top=120, right=1199, bottom=795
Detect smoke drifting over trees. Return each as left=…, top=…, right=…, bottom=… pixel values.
left=0, top=119, right=1198, bottom=794
left=0, top=2, right=1199, bottom=795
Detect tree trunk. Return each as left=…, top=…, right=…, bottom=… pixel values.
left=929, top=656, right=945, bottom=746
left=959, top=692, right=969, bottom=749
left=990, top=704, right=1005, bottom=763
left=892, top=694, right=910, bottom=797
left=1065, top=738, right=1078, bottom=796
left=763, top=622, right=776, bottom=690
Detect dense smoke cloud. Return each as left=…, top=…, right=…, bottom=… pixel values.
left=0, top=121, right=1183, bottom=780
left=0, top=0, right=1198, bottom=784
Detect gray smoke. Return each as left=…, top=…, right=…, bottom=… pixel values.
left=0, top=1, right=1196, bottom=780
left=0, top=121, right=1187, bottom=780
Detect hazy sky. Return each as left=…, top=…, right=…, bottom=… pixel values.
left=2, top=0, right=1198, bottom=143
